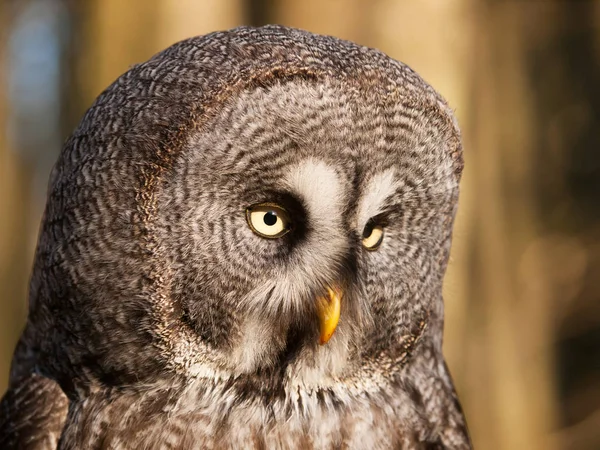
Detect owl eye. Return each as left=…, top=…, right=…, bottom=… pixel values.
left=246, top=204, right=291, bottom=239
left=362, top=219, right=384, bottom=250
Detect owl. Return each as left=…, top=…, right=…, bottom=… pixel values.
left=0, top=26, right=470, bottom=449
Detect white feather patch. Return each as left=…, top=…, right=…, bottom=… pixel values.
left=356, top=168, right=398, bottom=232
left=284, top=158, right=345, bottom=231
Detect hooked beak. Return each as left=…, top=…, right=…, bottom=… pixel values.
left=315, top=286, right=342, bottom=345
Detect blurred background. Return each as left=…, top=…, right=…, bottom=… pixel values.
left=1, top=0, right=599, bottom=448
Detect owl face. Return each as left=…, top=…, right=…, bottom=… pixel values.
left=156, top=78, right=459, bottom=382
left=30, top=28, right=462, bottom=394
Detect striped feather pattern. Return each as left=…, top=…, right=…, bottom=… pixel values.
left=1, top=26, right=469, bottom=449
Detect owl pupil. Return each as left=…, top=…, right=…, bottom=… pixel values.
left=263, top=212, right=278, bottom=226
left=363, top=221, right=374, bottom=238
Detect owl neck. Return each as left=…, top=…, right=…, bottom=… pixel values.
left=61, top=340, right=468, bottom=449
left=180, top=312, right=441, bottom=402
left=170, top=299, right=444, bottom=399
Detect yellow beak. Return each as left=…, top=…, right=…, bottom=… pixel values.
left=316, top=286, right=342, bottom=345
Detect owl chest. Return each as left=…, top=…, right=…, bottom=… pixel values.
left=60, top=391, right=432, bottom=449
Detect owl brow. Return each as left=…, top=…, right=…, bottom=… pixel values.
left=356, top=168, right=398, bottom=229
left=365, top=196, right=400, bottom=222
left=372, top=202, right=402, bottom=222
left=375, top=183, right=457, bottom=217
left=242, top=188, right=307, bottom=214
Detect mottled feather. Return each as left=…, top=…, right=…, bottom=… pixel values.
left=0, top=25, right=470, bottom=449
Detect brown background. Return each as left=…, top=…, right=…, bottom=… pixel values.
left=1, top=1, right=599, bottom=449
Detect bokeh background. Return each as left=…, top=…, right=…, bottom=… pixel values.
left=1, top=0, right=599, bottom=448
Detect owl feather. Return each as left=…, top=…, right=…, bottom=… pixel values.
left=0, top=26, right=470, bottom=449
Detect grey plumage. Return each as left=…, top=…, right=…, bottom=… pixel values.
left=0, top=25, right=470, bottom=449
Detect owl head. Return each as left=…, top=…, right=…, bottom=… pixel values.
left=26, top=26, right=462, bottom=395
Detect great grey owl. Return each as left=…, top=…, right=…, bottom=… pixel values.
left=0, top=25, right=470, bottom=449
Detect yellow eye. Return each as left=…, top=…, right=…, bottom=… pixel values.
left=362, top=220, right=384, bottom=250
left=246, top=204, right=291, bottom=239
